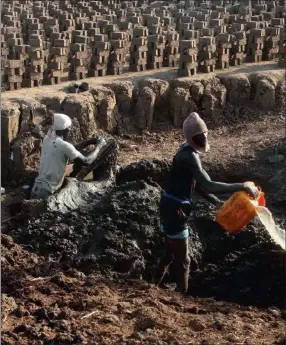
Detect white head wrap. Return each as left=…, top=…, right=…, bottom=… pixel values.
left=47, top=113, right=72, bottom=137
left=183, top=112, right=210, bottom=153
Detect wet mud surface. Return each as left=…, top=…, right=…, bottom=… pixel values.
left=4, top=160, right=285, bottom=312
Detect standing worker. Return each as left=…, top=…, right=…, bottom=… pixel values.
left=31, top=112, right=106, bottom=199
left=153, top=112, right=259, bottom=294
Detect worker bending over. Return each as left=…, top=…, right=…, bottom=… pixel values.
left=154, top=112, right=259, bottom=294
left=31, top=112, right=105, bottom=199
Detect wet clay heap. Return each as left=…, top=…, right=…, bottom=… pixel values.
left=3, top=160, right=285, bottom=311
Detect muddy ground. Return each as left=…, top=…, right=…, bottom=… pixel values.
left=2, top=109, right=286, bottom=344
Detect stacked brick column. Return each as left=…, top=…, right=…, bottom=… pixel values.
left=216, top=33, right=231, bottom=69
left=89, top=34, right=110, bottom=77
left=230, top=31, right=247, bottom=66
left=147, top=34, right=166, bottom=69
left=278, top=30, right=286, bottom=67
left=198, top=36, right=217, bottom=73
left=130, top=27, right=148, bottom=72
left=23, top=34, right=46, bottom=87
left=108, top=31, right=127, bottom=75
left=69, top=30, right=91, bottom=80
left=163, top=32, right=180, bottom=67
left=246, top=28, right=265, bottom=62
left=264, top=27, right=280, bottom=60
left=45, top=33, right=69, bottom=85
left=178, top=39, right=198, bottom=76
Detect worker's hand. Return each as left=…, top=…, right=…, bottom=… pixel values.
left=89, top=136, right=106, bottom=147
left=215, top=200, right=224, bottom=210
left=243, top=183, right=259, bottom=199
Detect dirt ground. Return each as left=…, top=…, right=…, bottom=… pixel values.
left=2, top=110, right=286, bottom=345
left=2, top=235, right=285, bottom=345
left=1, top=61, right=282, bottom=101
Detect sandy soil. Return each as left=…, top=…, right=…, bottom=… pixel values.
left=1, top=61, right=283, bottom=101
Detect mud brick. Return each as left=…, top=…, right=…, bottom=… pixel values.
left=216, top=60, right=229, bottom=69
left=233, top=31, right=247, bottom=40
left=51, top=70, right=64, bottom=77
left=199, top=36, right=216, bottom=46
left=201, top=28, right=214, bottom=36
left=199, top=65, right=215, bottom=73
left=271, top=18, right=285, bottom=26
left=5, top=67, right=24, bottom=76
left=49, top=61, right=65, bottom=70
left=30, top=59, right=45, bottom=67
left=7, top=60, right=23, bottom=69
left=265, top=40, right=279, bottom=49
left=54, top=39, right=69, bottom=47
left=129, top=64, right=147, bottom=72
left=94, top=41, right=110, bottom=51
left=247, top=54, right=263, bottom=62
left=217, top=54, right=229, bottom=62
left=180, top=54, right=198, bottom=63
left=74, top=35, right=90, bottom=44
left=2, top=48, right=9, bottom=56
left=132, top=51, right=148, bottom=59
left=110, top=40, right=125, bottom=49
left=266, top=27, right=280, bottom=36
left=75, top=51, right=89, bottom=59
left=50, top=47, right=68, bottom=55
left=7, top=38, right=23, bottom=46
left=92, top=55, right=108, bottom=64
left=8, top=82, right=22, bottom=91
left=133, top=27, right=148, bottom=37
left=28, top=50, right=43, bottom=59
left=194, top=21, right=207, bottom=30
left=209, top=19, right=222, bottom=27
left=248, top=42, right=264, bottom=50
left=7, top=75, right=22, bottom=83
left=70, top=43, right=87, bottom=52
left=178, top=65, right=197, bottom=77
left=249, top=28, right=265, bottom=38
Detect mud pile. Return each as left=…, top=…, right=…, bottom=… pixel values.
left=5, top=160, right=285, bottom=309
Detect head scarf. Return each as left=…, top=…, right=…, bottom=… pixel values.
left=183, top=112, right=210, bottom=153
left=47, top=113, right=72, bottom=137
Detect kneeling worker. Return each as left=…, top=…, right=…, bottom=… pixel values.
left=31, top=112, right=105, bottom=199
left=154, top=112, right=259, bottom=294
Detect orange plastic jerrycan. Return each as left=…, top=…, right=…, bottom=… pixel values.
left=216, top=182, right=265, bottom=234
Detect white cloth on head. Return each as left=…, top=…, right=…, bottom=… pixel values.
left=183, top=112, right=210, bottom=153
left=53, top=113, right=72, bottom=131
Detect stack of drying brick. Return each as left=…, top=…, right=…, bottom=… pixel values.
left=130, top=27, right=148, bottom=72
left=178, top=39, right=198, bottom=76
left=278, top=29, right=286, bottom=67
left=163, top=32, right=180, bottom=67
left=230, top=31, right=247, bottom=66
left=2, top=32, right=26, bottom=91
left=89, top=34, right=110, bottom=77
left=147, top=34, right=166, bottom=69
left=45, top=32, right=69, bottom=85
left=22, top=33, right=47, bottom=88
left=264, top=27, right=280, bottom=60
left=246, top=28, right=265, bottom=62
left=69, top=30, right=91, bottom=80
left=108, top=31, right=126, bottom=75
left=216, top=33, right=231, bottom=69
left=198, top=36, right=216, bottom=73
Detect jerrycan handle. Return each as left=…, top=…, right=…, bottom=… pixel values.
left=256, top=186, right=266, bottom=207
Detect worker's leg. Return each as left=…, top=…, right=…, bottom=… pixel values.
left=170, top=238, right=190, bottom=294
left=30, top=183, right=51, bottom=199
left=153, top=237, right=174, bottom=286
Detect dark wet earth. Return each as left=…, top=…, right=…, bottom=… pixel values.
left=3, top=160, right=285, bottom=310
